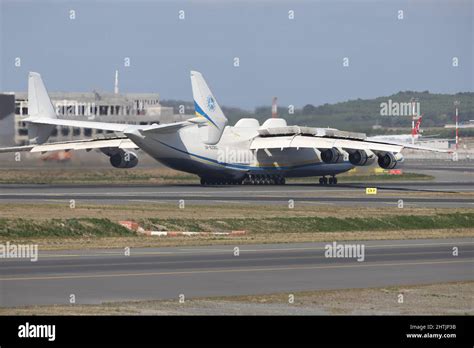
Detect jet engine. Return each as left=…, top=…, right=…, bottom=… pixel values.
left=320, top=148, right=345, bottom=163
left=377, top=152, right=403, bottom=169
left=109, top=150, right=138, bottom=168
left=349, top=149, right=376, bottom=166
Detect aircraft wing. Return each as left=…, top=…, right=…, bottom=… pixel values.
left=24, top=117, right=191, bottom=134
left=391, top=142, right=451, bottom=153
left=0, top=145, right=35, bottom=153
left=0, top=137, right=138, bottom=153
left=250, top=135, right=450, bottom=154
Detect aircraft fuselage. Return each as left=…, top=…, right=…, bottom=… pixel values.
left=127, top=124, right=354, bottom=180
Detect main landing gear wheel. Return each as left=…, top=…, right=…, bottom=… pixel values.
left=200, top=175, right=286, bottom=186
left=200, top=178, right=243, bottom=186
left=320, top=176, right=337, bottom=185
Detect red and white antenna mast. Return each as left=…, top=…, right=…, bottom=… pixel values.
left=410, top=98, right=418, bottom=144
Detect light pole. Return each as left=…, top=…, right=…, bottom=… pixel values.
left=454, top=100, right=460, bottom=150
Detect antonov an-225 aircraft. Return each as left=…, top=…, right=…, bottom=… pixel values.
left=1, top=71, right=446, bottom=185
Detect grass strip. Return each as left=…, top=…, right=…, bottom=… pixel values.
left=0, top=213, right=472, bottom=238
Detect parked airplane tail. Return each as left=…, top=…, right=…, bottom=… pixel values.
left=190, top=71, right=228, bottom=144
left=27, top=72, right=57, bottom=144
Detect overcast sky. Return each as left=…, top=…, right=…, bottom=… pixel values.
left=0, top=0, right=472, bottom=109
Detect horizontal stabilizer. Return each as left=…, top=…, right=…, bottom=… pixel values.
left=24, top=118, right=191, bottom=134
left=25, top=117, right=140, bottom=133
left=140, top=121, right=190, bottom=134
left=0, top=138, right=138, bottom=154
left=0, top=145, right=35, bottom=153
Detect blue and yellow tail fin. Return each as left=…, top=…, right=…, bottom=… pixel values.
left=190, top=71, right=228, bottom=144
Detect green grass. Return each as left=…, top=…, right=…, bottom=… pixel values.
left=0, top=169, right=197, bottom=185
left=0, top=213, right=471, bottom=238
left=144, top=213, right=473, bottom=233
left=0, top=168, right=433, bottom=185
left=0, top=218, right=133, bottom=238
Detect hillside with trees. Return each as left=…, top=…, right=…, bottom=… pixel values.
left=162, top=91, right=474, bottom=135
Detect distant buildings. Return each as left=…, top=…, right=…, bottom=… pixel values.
left=444, top=120, right=474, bottom=129
left=0, top=90, right=192, bottom=146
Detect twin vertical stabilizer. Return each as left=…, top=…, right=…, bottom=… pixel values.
left=190, top=71, right=228, bottom=144
left=27, top=72, right=57, bottom=144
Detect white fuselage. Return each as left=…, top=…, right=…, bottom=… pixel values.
left=126, top=123, right=354, bottom=180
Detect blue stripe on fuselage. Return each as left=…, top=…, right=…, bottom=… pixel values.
left=153, top=139, right=350, bottom=172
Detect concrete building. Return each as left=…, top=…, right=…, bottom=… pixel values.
left=0, top=78, right=191, bottom=146
left=5, top=91, right=190, bottom=146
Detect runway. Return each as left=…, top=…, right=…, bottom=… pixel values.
left=403, top=160, right=474, bottom=172
left=401, top=159, right=474, bottom=182
left=0, top=238, right=472, bottom=307
left=0, top=181, right=473, bottom=207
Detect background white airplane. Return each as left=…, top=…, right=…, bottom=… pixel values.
left=0, top=71, right=448, bottom=185
left=368, top=116, right=423, bottom=144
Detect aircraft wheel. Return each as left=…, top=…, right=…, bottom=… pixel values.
left=323, top=177, right=328, bottom=185
left=333, top=177, right=338, bottom=185
left=329, top=177, right=334, bottom=185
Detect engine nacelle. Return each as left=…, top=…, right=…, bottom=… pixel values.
left=321, top=148, right=345, bottom=163
left=349, top=150, right=377, bottom=166
left=377, top=152, right=403, bottom=169
left=110, top=151, right=138, bottom=168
